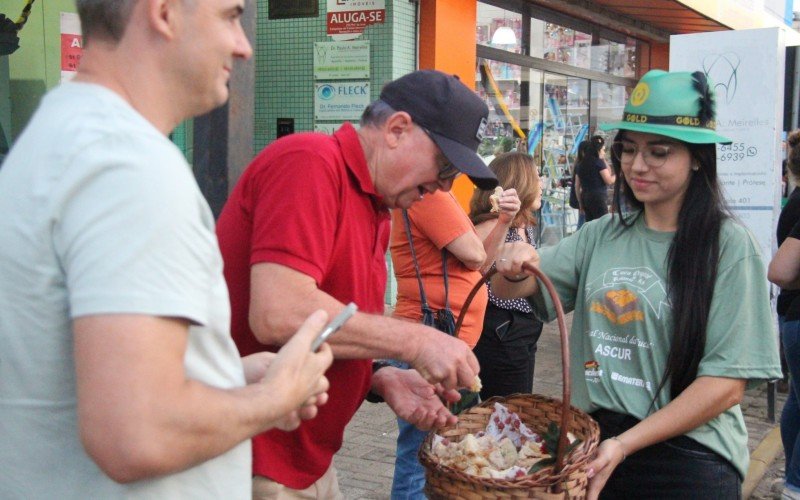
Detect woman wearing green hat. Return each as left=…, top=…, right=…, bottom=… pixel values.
left=490, top=69, right=782, bottom=498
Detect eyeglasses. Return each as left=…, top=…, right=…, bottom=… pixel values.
left=610, top=141, right=675, bottom=168
left=436, top=155, right=460, bottom=180
left=422, top=126, right=461, bottom=181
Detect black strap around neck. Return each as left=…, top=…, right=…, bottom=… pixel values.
left=402, top=209, right=450, bottom=315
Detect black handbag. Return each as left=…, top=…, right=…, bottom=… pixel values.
left=402, top=209, right=456, bottom=335
left=402, top=210, right=479, bottom=414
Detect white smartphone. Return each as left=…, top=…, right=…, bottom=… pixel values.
left=310, top=302, right=358, bottom=352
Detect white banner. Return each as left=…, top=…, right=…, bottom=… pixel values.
left=670, top=28, right=785, bottom=266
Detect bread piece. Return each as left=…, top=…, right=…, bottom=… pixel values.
left=489, top=186, right=503, bottom=212
left=470, top=375, right=483, bottom=393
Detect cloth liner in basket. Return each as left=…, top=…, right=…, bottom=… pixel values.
left=419, top=266, right=600, bottom=499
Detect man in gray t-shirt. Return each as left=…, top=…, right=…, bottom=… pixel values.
left=0, top=1, right=334, bottom=498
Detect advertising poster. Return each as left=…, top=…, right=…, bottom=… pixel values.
left=314, top=81, right=370, bottom=120
left=670, top=28, right=785, bottom=267
left=314, top=41, right=370, bottom=80
left=60, top=12, right=82, bottom=82
left=327, top=0, right=385, bottom=40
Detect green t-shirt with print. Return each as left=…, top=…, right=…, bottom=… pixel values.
left=530, top=213, right=782, bottom=478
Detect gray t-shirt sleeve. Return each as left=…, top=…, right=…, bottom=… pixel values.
left=54, top=139, right=216, bottom=325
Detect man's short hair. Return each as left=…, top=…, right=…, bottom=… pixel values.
left=76, top=0, right=138, bottom=45
left=359, top=100, right=397, bottom=128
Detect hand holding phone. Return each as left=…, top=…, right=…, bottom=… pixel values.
left=310, top=302, right=358, bottom=352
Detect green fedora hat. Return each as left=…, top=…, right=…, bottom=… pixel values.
left=600, top=69, right=732, bottom=144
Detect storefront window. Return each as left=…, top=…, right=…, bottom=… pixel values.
left=475, top=1, right=641, bottom=243
left=592, top=37, right=638, bottom=77
left=530, top=19, right=592, bottom=70
left=590, top=81, right=630, bottom=138
left=541, top=74, right=588, bottom=185
left=476, top=58, right=531, bottom=160
left=477, top=4, right=523, bottom=54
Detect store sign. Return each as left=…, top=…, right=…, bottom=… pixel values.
left=314, top=82, right=370, bottom=120
left=60, top=13, right=82, bottom=82
left=327, top=0, right=385, bottom=40
left=314, top=41, right=370, bottom=80
left=670, top=28, right=785, bottom=266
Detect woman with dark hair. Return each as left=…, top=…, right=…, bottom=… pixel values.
left=491, top=70, right=781, bottom=498
left=575, top=135, right=615, bottom=222
left=468, top=152, right=543, bottom=400
left=767, top=129, right=800, bottom=500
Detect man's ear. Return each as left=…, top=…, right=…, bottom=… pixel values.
left=383, top=111, right=414, bottom=149
left=145, top=0, right=183, bottom=40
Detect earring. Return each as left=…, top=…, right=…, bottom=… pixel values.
left=692, top=164, right=700, bottom=171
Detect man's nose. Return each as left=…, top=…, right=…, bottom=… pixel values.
left=235, top=25, right=253, bottom=60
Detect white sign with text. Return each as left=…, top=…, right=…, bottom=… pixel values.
left=314, top=81, right=370, bottom=120
left=670, top=28, right=785, bottom=265
left=314, top=41, right=370, bottom=80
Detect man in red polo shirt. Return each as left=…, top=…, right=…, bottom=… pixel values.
left=216, top=70, right=497, bottom=498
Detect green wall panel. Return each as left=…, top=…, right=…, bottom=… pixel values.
left=254, top=0, right=417, bottom=153
left=2, top=0, right=75, bottom=140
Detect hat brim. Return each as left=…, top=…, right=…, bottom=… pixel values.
left=599, top=121, right=732, bottom=145
left=427, top=131, right=498, bottom=190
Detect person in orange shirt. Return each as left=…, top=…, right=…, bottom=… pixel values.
left=388, top=188, right=519, bottom=498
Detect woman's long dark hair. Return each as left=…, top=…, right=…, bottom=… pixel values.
left=610, top=130, right=729, bottom=402
left=576, top=135, right=604, bottom=174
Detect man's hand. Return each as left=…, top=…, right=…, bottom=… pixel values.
left=258, top=310, right=334, bottom=428
left=372, top=367, right=460, bottom=430
left=406, top=328, right=480, bottom=390
left=241, top=349, right=330, bottom=431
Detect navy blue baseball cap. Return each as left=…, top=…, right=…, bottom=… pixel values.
left=380, top=70, right=498, bottom=190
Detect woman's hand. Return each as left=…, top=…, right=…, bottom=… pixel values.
left=495, top=241, right=540, bottom=277
left=490, top=242, right=540, bottom=299
left=586, top=437, right=627, bottom=500
left=496, top=188, right=521, bottom=225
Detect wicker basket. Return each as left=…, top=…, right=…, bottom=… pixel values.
left=419, top=265, right=600, bottom=499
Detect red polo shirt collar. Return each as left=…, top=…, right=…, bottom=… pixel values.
left=334, top=122, right=384, bottom=204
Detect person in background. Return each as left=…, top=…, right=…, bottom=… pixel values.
left=0, top=1, right=334, bottom=498
left=571, top=140, right=592, bottom=228
left=216, top=70, right=497, bottom=499
left=575, top=135, right=615, bottom=223
left=774, top=130, right=800, bottom=393
left=768, top=206, right=800, bottom=500
left=388, top=186, right=519, bottom=499
left=468, top=152, right=544, bottom=400
left=492, top=70, right=781, bottom=499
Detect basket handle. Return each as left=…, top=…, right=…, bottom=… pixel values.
left=455, top=264, right=572, bottom=473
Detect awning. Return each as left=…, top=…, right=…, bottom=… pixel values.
left=531, top=0, right=800, bottom=45
left=593, top=0, right=727, bottom=35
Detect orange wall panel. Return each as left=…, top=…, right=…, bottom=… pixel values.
left=419, top=0, right=481, bottom=210
left=650, top=42, right=669, bottom=71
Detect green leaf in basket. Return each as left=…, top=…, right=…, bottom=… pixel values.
left=528, top=456, right=555, bottom=474
left=535, top=422, right=582, bottom=471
